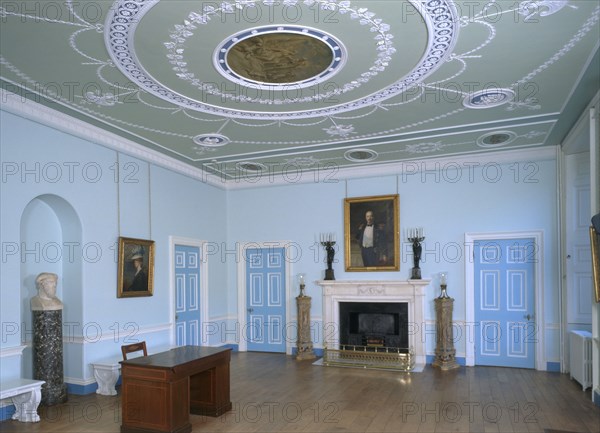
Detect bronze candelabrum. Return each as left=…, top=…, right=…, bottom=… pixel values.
left=407, top=229, right=424, bottom=279
left=320, top=233, right=336, bottom=280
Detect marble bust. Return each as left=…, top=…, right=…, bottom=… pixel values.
left=31, top=272, right=63, bottom=311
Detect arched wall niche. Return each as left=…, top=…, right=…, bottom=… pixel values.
left=20, top=194, right=83, bottom=377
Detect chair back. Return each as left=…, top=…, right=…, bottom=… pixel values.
left=121, top=341, right=148, bottom=360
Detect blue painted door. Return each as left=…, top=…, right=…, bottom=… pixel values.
left=175, top=245, right=201, bottom=346
left=474, top=238, right=536, bottom=368
left=245, top=247, right=286, bottom=352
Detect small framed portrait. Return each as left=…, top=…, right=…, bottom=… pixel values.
left=344, top=194, right=400, bottom=271
left=117, top=237, right=155, bottom=298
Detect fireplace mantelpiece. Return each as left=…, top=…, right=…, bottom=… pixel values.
left=317, top=280, right=430, bottom=366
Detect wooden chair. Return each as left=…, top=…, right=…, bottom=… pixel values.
left=121, top=341, right=148, bottom=360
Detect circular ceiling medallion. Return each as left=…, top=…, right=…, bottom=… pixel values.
left=192, top=134, right=230, bottom=147
left=463, top=89, right=515, bottom=109
left=344, top=149, right=378, bottom=163
left=236, top=161, right=267, bottom=173
left=476, top=131, right=517, bottom=148
left=215, top=26, right=344, bottom=90
left=105, top=0, right=459, bottom=119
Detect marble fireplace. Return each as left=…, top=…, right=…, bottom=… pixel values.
left=317, top=280, right=430, bottom=366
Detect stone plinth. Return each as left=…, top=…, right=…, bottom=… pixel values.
left=33, top=310, right=68, bottom=405
left=296, top=296, right=316, bottom=360
left=432, top=297, right=459, bottom=370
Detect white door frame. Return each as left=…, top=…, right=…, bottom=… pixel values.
left=464, top=231, right=545, bottom=370
left=237, top=241, right=294, bottom=354
left=169, top=236, right=209, bottom=347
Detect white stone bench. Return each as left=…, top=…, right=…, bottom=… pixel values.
left=0, top=379, right=45, bottom=422
left=91, top=345, right=174, bottom=396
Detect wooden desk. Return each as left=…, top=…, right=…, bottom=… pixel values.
left=120, top=346, right=232, bottom=433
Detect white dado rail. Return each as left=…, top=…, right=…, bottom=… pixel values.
left=316, top=279, right=431, bottom=365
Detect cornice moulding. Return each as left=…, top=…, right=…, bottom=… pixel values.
left=1, top=89, right=558, bottom=191
left=0, top=89, right=224, bottom=190
left=226, top=145, right=558, bottom=190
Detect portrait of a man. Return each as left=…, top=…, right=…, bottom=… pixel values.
left=345, top=195, right=399, bottom=271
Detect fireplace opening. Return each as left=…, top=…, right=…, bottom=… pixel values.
left=339, top=302, right=408, bottom=349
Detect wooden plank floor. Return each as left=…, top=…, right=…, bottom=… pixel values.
left=1, top=352, right=598, bottom=433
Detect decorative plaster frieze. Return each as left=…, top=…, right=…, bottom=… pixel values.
left=0, top=88, right=559, bottom=190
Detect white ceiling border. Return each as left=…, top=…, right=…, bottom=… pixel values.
left=219, top=145, right=558, bottom=190
left=1, top=88, right=557, bottom=191
left=0, top=88, right=224, bottom=190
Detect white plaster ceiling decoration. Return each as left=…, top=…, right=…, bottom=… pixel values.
left=462, top=89, right=516, bottom=109
left=344, top=148, right=378, bottom=162
left=193, top=134, right=231, bottom=147
left=476, top=131, right=518, bottom=148
left=236, top=161, right=268, bottom=173
left=0, top=1, right=598, bottom=181
left=106, top=0, right=458, bottom=117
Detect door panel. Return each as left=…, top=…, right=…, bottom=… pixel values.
left=246, top=247, right=286, bottom=352
left=566, top=177, right=593, bottom=325
left=175, top=244, right=201, bottom=346
left=474, top=239, right=535, bottom=368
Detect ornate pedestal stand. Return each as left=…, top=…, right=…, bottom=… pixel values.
left=296, top=295, right=316, bottom=360
left=432, top=294, right=459, bottom=370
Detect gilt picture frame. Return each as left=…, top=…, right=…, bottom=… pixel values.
left=344, top=194, right=400, bottom=271
left=117, top=237, right=155, bottom=298
left=590, top=225, right=600, bottom=303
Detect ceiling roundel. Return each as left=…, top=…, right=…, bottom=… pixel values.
left=463, top=89, right=516, bottom=109
left=105, top=0, right=460, bottom=120
left=192, top=134, right=230, bottom=147
left=214, top=25, right=345, bottom=90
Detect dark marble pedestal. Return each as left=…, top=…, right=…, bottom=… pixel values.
left=33, top=310, right=68, bottom=405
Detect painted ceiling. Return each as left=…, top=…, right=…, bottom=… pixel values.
left=1, top=0, right=599, bottom=181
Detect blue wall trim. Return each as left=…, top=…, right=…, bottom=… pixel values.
left=546, top=362, right=560, bottom=372
left=594, top=389, right=600, bottom=407
left=426, top=355, right=466, bottom=366
left=221, top=343, right=239, bottom=352
left=66, top=382, right=98, bottom=395
left=290, top=348, right=324, bottom=357
left=0, top=405, right=16, bottom=422
left=66, top=376, right=123, bottom=396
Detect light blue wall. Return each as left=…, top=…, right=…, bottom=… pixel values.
left=0, top=109, right=228, bottom=386
left=1, top=106, right=561, bottom=390
left=227, top=159, right=560, bottom=361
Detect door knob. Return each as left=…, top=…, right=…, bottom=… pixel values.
left=523, top=314, right=535, bottom=321
left=247, top=308, right=254, bottom=313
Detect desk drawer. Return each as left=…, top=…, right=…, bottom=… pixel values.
left=122, top=365, right=168, bottom=381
